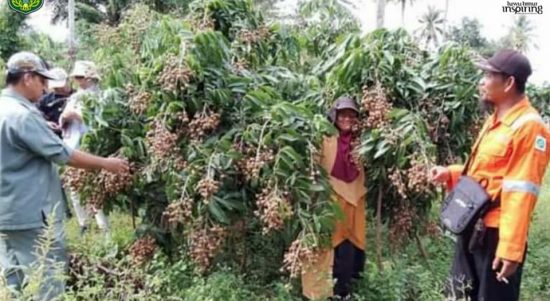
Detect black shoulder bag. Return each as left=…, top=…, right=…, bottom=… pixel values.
left=440, top=126, right=498, bottom=235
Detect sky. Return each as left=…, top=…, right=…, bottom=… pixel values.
left=274, top=0, right=550, bottom=84
left=4, top=0, right=549, bottom=84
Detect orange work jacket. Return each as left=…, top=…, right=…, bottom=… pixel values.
left=447, top=97, right=550, bottom=263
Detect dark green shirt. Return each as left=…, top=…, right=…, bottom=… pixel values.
left=0, top=89, right=73, bottom=230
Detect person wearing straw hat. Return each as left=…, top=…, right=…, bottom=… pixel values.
left=37, top=67, right=76, bottom=220
left=37, top=67, right=74, bottom=138
left=60, top=60, right=101, bottom=146
left=60, top=60, right=110, bottom=236
left=0, top=51, right=129, bottom=300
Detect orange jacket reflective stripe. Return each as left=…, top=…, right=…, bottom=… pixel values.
left=446, top=97, right=550, bottom=263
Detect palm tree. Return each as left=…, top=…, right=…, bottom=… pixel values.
left=396, top=0, right=415, bottom=26
left=376, top=0, right=386, bottom=28
left=503, top=15, right=537, bottom=53
left=47, top=0, right=131, bottom=25
left=47, top=0, right=189, bottom=25
left=444, top=0, right=450, bottom=22
left=416, top=6, right=445, bottom=49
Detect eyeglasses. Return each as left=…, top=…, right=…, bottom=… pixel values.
left=73, top=76, right=85, bottom=80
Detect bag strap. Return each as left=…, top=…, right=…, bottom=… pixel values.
left=462, top=119, right=503, bottom=211
left=489, top=197, right=501, bottom=210
left=462, top=120, right=492, bottom=176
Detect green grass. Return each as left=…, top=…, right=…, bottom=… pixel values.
left=64, top=210, right=136, bottom=254
left=519, top=173, right=550, bottom=301
left=529, top=171, right=550, bottom=239
left=350, top=173, right=550, bottom=301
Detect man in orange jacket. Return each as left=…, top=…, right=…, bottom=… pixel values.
left=430, top=49, right=550, bottom=301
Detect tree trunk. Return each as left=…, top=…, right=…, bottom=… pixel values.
left=414, top=232, right=432, bottom=271
left=401, top=0, right=406, bottom=27
left=68, top=0, right=76, bottom=63
left=425, top=32, right=432, bottom=49
left=376, top=0, right=386, bottom=29
left=375, top=188, right=383, bottom=271
left=444, top=0, right=449, bottom=23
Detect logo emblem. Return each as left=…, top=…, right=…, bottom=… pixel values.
left=8, top=0, right=44, bottom=15
left=535, top=135, right=547, bottom=152
left=502, top=1, right=543, bottom=15
left=454, top=198, right=468, bottom=208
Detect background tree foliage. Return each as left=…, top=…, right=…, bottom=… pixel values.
left=416, top=6, right=445, bottom=50
left=2, top=0, right=550, bottom=299
left=58, top=0, right=494, bottom=283
left=0, top=2, right=27, bottom=61
left=500, top=15, right=537, bottom=53
left=446, top=17, right=498, bottom=57
left=47, top=0, right=193, bottom=25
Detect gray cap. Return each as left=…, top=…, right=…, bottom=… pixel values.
left=328, top=96, right=359, bottom=123
left=70, top=60, right=101, bottom=80
left=48, top=67, right=69, bottom=88
left=6, top=51, right=57, bottom=80
left=334, top=96, right=359, bottom=112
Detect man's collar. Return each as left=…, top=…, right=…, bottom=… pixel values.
left=2, top=88, right=32, bottom=105
left=2, top=88, right=41, bottom=112
left=499, top=96, right=531, bottom=127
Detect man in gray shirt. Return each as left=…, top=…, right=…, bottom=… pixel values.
left=0, top=51, right=128, bottom=300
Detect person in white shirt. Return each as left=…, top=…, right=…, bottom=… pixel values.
left=60, top=60, right=110, bottom=235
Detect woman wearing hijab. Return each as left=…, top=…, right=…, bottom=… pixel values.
left=302, top=96, right=366, bottom=300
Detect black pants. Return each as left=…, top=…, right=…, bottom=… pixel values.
left=333, top=240, right=365, bottom=297
left=446, top=227, right=524, bottom=301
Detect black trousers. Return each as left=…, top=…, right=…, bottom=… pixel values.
left=446, top=227, right=524, bottom=301
left=333, top=240, right=365, bottom=297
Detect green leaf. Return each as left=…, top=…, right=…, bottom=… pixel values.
left=374, top=141, right=391, bottom=159
left=208, top=200, right=230, bottom=224
left=309, top=183, right=327, bottom=192
left=383, top=50, right=395, bottom=66
left=278, top=133, right=299, bottom=142
left=120, top=134, right=133, bottom=148
left=94, top=115, right=109, bottom=128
